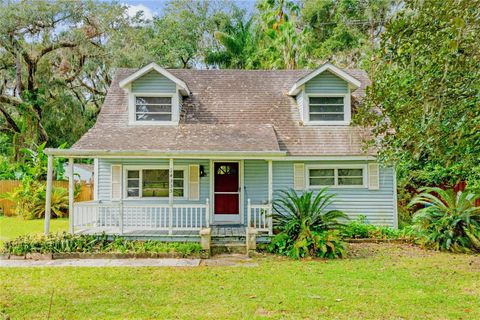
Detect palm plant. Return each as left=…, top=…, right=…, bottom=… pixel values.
left=273, top=188, right=347, bottom=235
left=271, top=188, right=347, bottom=258
left=408, top=187, right=480, bottom=253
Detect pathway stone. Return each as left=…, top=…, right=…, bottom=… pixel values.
left=0, top=258, right=201, bottom=267
left=200, top=254, right=258, bottom=267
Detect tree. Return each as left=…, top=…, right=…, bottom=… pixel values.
left=254, top=0, right=303, bottom=69
left=301, top=0, right=394, bottom=68
left=358, top=0, right=480, bottom=193
left=0, top=0, right=131, bottom=155
left=130, top=0, right=240, bottom=69
left=206, top=10, right=257, bottom=69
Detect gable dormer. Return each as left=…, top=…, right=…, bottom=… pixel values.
left=119, top=63, right=190, bottom=125
left=289, top=63, right=361, bottom=126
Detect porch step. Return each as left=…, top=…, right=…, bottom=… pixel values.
left=211, top=243, right=247, bottom=255
left=211, top=236, right=246, bottom=244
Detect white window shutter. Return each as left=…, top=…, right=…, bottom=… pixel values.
left=111, top=165, right=122, bottom=200
left=368, top=163, right=380, bottom=190
left=189, top=164, right=200, bottom=200
left=293, top=163, right=305, bottom=190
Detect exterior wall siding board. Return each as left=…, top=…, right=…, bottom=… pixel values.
left=98, top=159, right=396, bottom=227
left=304, top=71, right=349, bottom=94
left=98, top=159, right=209, bottom=205
left=272, top=161, right=396, bottom=226
left=131, top=71, right=176, bottom=93
left=243, top=160, right=269, bottom=224
left=296, top=90, right=304, bottom=120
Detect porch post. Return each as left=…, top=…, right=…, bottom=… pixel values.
left=247, top=199, right=251, bottom=228
left=268, top=160, right=273, bottom=236
left=268, top=160, right=273, bottom=203
left=44, top=155, right=54, bottom=235
left=168, top=158, right=174, bottom=235
left=68, top=158, right=75, bottom=234
left=205, top=198, right=210, bottom=228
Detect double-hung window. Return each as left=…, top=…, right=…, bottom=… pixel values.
left=308, top=166, right=365, bottom=188
left=135, top=96, right=172, bottom=122
left=126, top=168, right=185, bottom=198
left=308, top=96, right=345, bottom=122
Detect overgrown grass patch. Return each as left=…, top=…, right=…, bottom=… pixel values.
left=1, top=243, right=479, bottom=319
left=0, top=216, right=68, bottom=244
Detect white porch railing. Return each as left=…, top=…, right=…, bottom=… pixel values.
left=73, top=199, right=210, bottom=235
left=247, top=199, right=273, bottom=235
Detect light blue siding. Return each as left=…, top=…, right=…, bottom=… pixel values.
left=304, top=71, right=348, bottom=94
left=296, top=90, right=304, bottom=106
left=97, top=159, right=396, bottom=227
left=98, top=159, right=209, bottom=205
left=131, top=71, right=176, bottom=93
left=295, top=90, right=304, bottom=119
left=272, top=161, right=396, bottom=226
left=244, top=160, right=269, bottom=224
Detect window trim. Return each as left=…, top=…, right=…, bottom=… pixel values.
left=305, top=93, right=351, bottom=126
left=306, top=164, right=367, bottom=189
left=122, top=165, right=188, bottom=200
left=128, top=91, right=179, bottom=126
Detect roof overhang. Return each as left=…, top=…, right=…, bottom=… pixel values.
left=288, top=63, right=362, bottom=96
left=44, top=148, right=287, bottom=159
left=118, top=62, right=191, bottom=96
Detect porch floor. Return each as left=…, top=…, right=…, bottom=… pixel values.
left=72, top=225, right=270, bottom=242
left=74, top=225, right=247, bottom=238
left=74, top=227, right=200, bottom=237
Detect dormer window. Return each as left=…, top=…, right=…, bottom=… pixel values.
left=119, top=63, right=190, bottom=126
left=135, top=96, right=172, bottom=122
left=308, top=96, right=345, bottom=121
left=304, top=93, right=350, bottom=125
left=288, top=63, right=361, bottom=126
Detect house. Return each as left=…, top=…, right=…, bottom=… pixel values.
left=64, top=163, right=94, bottom=183
left=43, top=62, right=398, bottom=242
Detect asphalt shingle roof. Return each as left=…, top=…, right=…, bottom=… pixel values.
left=72, top=68, right=373, bottom=156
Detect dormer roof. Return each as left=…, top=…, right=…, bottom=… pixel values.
left=119, top=62, right=191, bottom=95
left=288, top=63, right=362, bottom=96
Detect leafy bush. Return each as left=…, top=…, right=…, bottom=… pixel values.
left=341, top=216, right=403, bottom=239
left=267, top=230, right=345, bottom=259
left=0, top=179, right=70, bottom=219
left=3, top=233, right=203, bottom=256
left=269, top=188, right=348, bottom=259
left=408, top=187, right=480, bottom=253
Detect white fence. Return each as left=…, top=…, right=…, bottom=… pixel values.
left=247, top=199, right=272, bottom=235
left=73, top=200, right=210, bottom=235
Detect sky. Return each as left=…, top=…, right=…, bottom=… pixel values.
left=122, top=0, right=257, bottom=20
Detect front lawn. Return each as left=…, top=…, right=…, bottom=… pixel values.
left=1, top=244, right=479, bottom=319
left=0, top=216, right=68, bottom=243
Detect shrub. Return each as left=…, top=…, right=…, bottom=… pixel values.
left=0, top=178, right=70, bottom=219
left=341, top=216, right=403, bottom=239
left=2, top=233, right=203, bottom=256
left=270, top=188, right=348, bottom=259
left=408, top=187, right=480, bottom=253
left=267, top=230, right=345, bottom=259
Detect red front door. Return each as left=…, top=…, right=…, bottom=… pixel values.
left=214, top=162, right=239, bottom=215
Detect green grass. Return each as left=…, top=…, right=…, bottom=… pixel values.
left=1, top=244, right=479, bottom=319
left=0, top=216, right=68, bottom=243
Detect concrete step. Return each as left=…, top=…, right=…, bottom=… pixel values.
left=211, top=236, right=246, bottom=244
left=211, top=243, right=247, bottom=255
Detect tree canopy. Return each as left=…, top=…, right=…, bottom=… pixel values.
left=359, top=0, right=480, bottom=190
left=0, top=0, right=477, bottom=201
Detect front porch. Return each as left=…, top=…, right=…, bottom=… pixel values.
left=42, top=149, right=277, bottom=240
left=71, top=200, right=272, bottom=240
